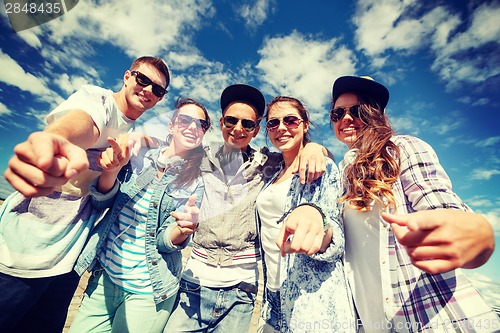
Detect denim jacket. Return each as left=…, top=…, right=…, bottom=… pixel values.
left=257, top=158, right=355, bottom=332
left=75, top=147, right=204, bottom=304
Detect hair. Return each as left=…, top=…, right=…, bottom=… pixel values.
left=130, top=56, right=170, bottom=89
left=265, top=96, right=312, bottom=144
left=168, top=96, right=210, bottom=187
left=332, top=93, right=400, bottom=211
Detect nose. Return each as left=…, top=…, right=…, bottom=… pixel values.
left=187, top=121, right=198, bottom=131
left=232, top=119, right=244, bottom=131
left=277, top=119, right=287, bottom=131
left=141, top=84, right=154, bottom=95
left=342, top=111, right=355, bottom=122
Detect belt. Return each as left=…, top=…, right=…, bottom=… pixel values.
left=237, top=281, right=258, bottom=295
left=211, top=281, right=258, bottom=295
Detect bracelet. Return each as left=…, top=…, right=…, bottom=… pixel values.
left=297, top=203, right=328, bottom=229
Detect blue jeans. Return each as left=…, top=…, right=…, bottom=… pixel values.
left=164, top=279, right=256, bottom=333
left=261, top=289, right=282, bottom=332
left=0, top=270, right=80, bottom=333
left=68, top=269, right=175, bottom=333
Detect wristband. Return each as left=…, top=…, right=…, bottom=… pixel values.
left=297, top=203, right=328, bottom=229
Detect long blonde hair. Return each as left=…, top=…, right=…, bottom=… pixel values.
left=336, top=94, right=400, bottom=211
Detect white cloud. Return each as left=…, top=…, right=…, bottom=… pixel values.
left=463, top=271, right=500, bottom=308
left=0, top=101, right=10, bottom=115
left=43, top=0, right=216, bottom=58
left=17, top=27, right=43, bottom=48
left=475, top=136, right=500, bottom=148
left=0, top=50, right=53, bottom=96
left=239, top=0, right=275, bottom=30
left=482, top=210, right=500, bottom=236
left=470, top=169, right=500, bottom=180
left=54, top=73, right=92, bottom=95
left=256, top=31, right=357, bottom=118
left=353, top=0, right=500, bottom=91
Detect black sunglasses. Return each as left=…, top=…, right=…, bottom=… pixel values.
left=330, top=105, right=361, bottom=122
left=175, top=114, right=210, bottom=133
left=223, top=116, right=257, bottom=132
left=266, top=115, right=303, bottom=132
left=130, top=70, right=167, bottom=98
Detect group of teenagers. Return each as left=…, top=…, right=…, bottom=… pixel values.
left=0, top=55, right=498, bottom=333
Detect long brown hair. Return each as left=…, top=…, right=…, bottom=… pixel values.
left=336, top=94, right=400, bottom=211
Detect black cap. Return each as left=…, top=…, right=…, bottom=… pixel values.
left=332, top=76, right=389, bottom=111
left=220, top=84, right=265, bottom=117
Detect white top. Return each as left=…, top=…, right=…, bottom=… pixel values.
left=255, top=177, right=292, bottom=292
left=344, top=201, right=389, bottom=332
left=182, top=260, right=258, bottom=287
left=47, top=85, right=134, bottom=148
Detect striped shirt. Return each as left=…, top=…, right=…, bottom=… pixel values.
left=99, top=184, right=154, bottom=294
left=341, top=135, right=500, bottom=333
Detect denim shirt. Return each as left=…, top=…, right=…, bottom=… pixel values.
left=257, top=158, right=356, bottom=333
left=75, top=147, right=204, bottom=304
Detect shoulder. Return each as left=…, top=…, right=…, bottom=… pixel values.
left=392, top=135, right=434, bottom=151
left=324, top=157, right=340, bottom=174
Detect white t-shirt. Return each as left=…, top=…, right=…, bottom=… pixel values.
left=47, top=85, right=134, bottom=149
left=344, top=201, right=389, bottom=333
left=256, top=177, right=292, bottom=292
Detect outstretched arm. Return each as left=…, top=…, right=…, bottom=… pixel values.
left=276, top=204, right=332, bottom=256
left=384, top=210, right=495, bottom=274
left=4, top=110, right=98, bottom=197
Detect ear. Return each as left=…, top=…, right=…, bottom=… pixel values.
left=168, top=120, right=174, bottom=134
left=219, top=116, right=224, bottom=130
left=252, top=124, right=261, bottom=138
left=124, top=70, right=132, bottom=83
left=303, top=121, right=309, bottom=133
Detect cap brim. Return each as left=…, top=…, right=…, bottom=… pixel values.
left=220, top=84, right=265, bottom=117
left=332, top=76, right=389, bottom=110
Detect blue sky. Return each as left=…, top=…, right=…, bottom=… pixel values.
left=0, top=0, right=499, bottom=308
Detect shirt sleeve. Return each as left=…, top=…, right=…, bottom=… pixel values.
left=45, top=85, right=111, bottom=134
left=157, top=177, right=205, bottom=253
left=394, top=135, right=470, bottom=212
left=291, top=158, right=344, bottom=262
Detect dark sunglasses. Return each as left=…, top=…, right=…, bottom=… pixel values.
left=330, top=105, right=361, bottom=122
left=223, top=116, right=257, bottom=132
left=130, top=70, right=167, bottom=98
left=175, top=114, right=210, bottom=133
left=266, top=115, right=303, bottom=132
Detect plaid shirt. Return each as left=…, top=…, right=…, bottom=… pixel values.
left=342, top=135, right=499, bottom=333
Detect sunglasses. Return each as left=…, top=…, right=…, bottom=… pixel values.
left=223, top=116, right=257, bottom=132
left=130, top=70, right=167, bottom=98
left=175, top=114, right=210, bottom=132
left=330, top=105, right=361, bottom=122
left=266, top=115, right=303, bottom=132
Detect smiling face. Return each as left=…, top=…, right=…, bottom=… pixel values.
left=123, top=63, right=167, bottom=119
left=267, top=101, right=308, bottom=157
left=333, top=92, right=366, bottom=148
left=169, top=104, right=207, bottom=156
left=219, top=102, right=260, bottom=151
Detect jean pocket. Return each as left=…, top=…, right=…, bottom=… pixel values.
left=235, top=287, right=256, bottom=304
left=179, top=279, right=201, bottom=293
